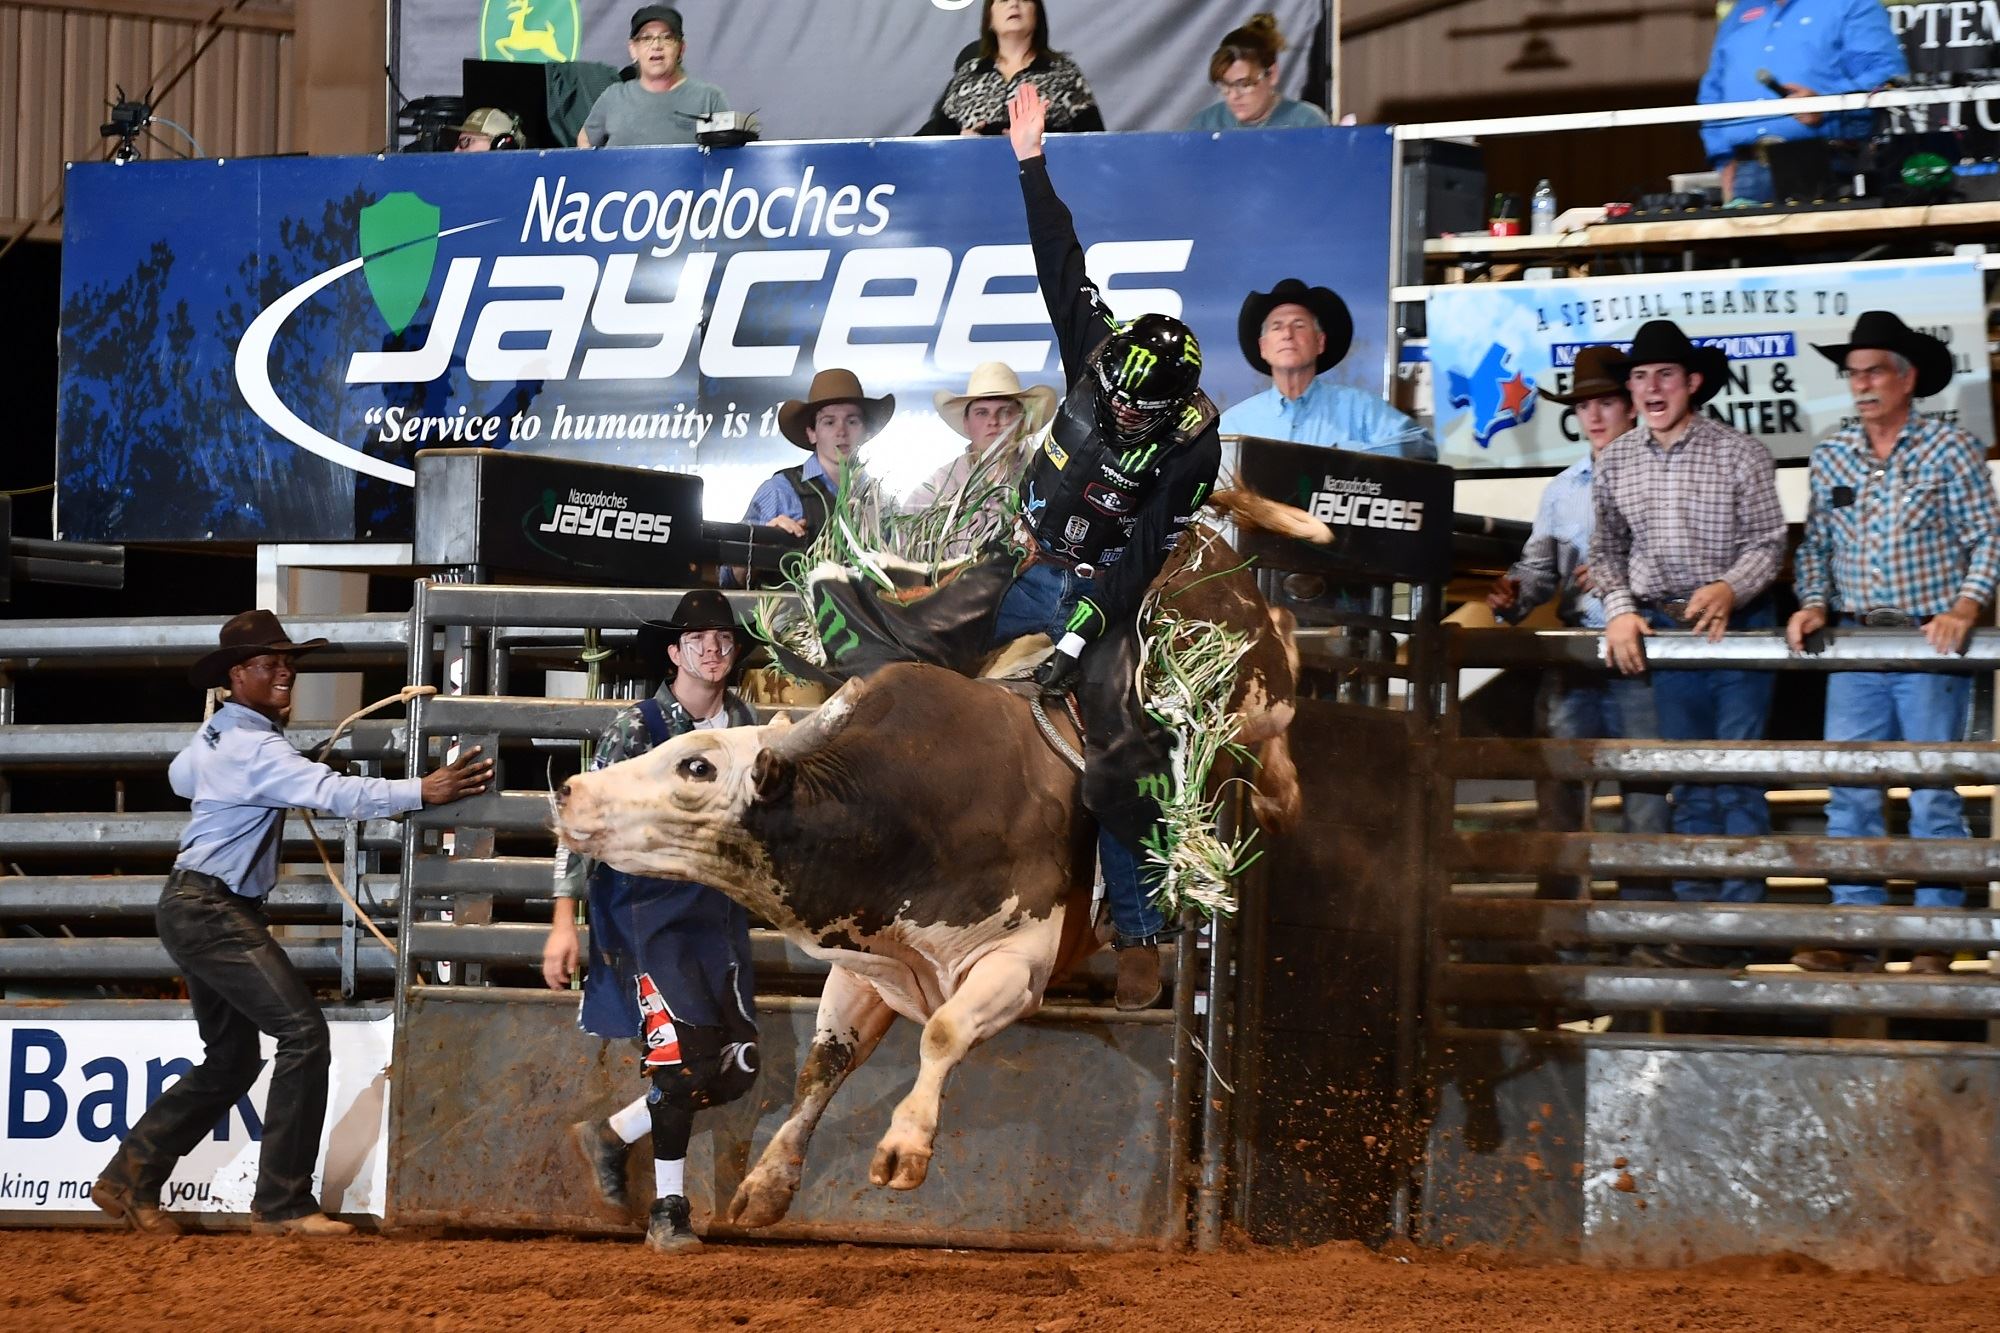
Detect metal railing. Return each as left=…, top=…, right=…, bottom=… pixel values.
left=1438, top=626, right=2000, bottom=1031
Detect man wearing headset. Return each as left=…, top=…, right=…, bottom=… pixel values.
left=453, top=107, right=524, bottom=152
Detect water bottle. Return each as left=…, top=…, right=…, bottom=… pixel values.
left=1531, top=178, right=1558, bottom=235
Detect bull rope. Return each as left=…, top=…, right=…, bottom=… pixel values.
left=1028, top=695, right=1085, bottom=774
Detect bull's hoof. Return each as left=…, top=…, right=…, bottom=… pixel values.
left=869, top=1142, right=933, bottom=1191
left=725, top=1173, right=798, bottom=1229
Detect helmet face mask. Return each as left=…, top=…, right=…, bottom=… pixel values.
left=1093, top=314, right=1202, bottom=443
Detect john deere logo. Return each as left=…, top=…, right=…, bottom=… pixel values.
left=358, top=193, right=442, bottom=336
left=481, top=0, right=580, bottom=63
left=1119, top=345, right=1159, bottom=388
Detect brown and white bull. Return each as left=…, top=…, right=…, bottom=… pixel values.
left=550, top=497, right=1321, bottom=1226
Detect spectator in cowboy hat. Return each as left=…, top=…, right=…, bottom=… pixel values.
left=1220, top=277, right=1435, bottom=460
left=1785, top=310, right=2000, bottom=975
left=1591, top=319, right=1786, bottom=944
left=1489, top=345, right=1671, bottom=904
left=546, top=588, right=760, bottom=1252
left=904, top=361, right=1058, bottom=524
left=730, top=369, right=894, bottom=588
left=92, top=611, right=491, bottom=1237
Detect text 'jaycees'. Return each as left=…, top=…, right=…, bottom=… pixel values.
left=538, top=488, right=676, bottom=543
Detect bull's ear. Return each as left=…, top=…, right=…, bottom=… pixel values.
left=751, top=748, right=795, bottom=805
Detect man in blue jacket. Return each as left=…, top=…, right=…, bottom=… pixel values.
left=1697, top=0, right=1907, bottom=203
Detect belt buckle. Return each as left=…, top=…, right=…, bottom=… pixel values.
left=1860, top=608, right=1911, bottom=628
left=1658, top=599, right=1691, bottom=623
left=1073, top=562, right=1096, bottom=580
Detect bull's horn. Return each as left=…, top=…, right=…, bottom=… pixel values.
left=765, top=677, right=865, bottom=760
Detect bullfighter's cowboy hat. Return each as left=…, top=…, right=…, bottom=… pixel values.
left=931, top=362, right=1057, bottom=440
left=1604, top=320, right=1729, bottom=406
left=777, top=369, right=895, bottom=450
left=1536, top=344, right=1631, bottom=406
left=636, top=589, right=754, bottom=681
left=1812, top=309, right=1954, bottom=399
left=1237, top=278, right=1354, bottom=376
left=189, top=609, right=328, bottom=689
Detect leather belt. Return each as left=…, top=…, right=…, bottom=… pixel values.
left=1016, top=522, right=1097, bottom=580
left=1834, top=609, right=1929, bottom=629
left=1640, top=597, right=1694, bottom=623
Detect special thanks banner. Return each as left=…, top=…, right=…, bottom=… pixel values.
left=1426, top=257, right=1993, bottom=472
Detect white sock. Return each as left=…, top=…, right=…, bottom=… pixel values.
left=608, top=1096, right=651, bottom=1145
left=654, top=1157, right=685, bottom=1200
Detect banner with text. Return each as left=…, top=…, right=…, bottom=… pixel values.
left=57, top=128, right=1393, bottom=541
left=0, top=1016, right=392, bottom=1215
left=1885, top=1, right=2000, bottom=141
left=1426, top=256, right=1992, bottom=472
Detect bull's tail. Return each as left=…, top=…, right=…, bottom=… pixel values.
left=1207, top=488, right=1334, bottom=546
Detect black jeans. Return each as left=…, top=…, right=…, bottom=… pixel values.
left=99, top=871, right=331, bottom=1221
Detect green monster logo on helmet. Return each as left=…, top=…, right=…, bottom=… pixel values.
left=1117, top=343, right=1160, bottom=390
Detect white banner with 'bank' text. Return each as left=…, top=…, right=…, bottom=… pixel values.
left=0, top=1016, right=392, bottom=1215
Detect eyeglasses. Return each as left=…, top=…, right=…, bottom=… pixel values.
left=632, top=33, right=680, bottom=48
left=1217, top=71, right=1269, bottom=94
left=1838, top=364, right=1901, bottom=383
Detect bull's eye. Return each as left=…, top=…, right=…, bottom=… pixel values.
left=677, top=756, right=717, bottom=782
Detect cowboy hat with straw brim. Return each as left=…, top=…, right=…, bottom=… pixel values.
left=1237, top=278, right=1354, bottom=376
left=777, top=369, right=895, bottom=450
left=189, top=609, right=328, bottom=689
left=1812, top=310, right=1954, bottom=400
left=1603, top=320, right=1730, bottom=406
left=931, top=362, right=1058, bottom=440
left=1537, top=344, right=1632, bottom=407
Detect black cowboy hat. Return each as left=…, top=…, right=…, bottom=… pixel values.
left=1237, top=278, right=1353, bottom=376
left=189, top=609, right=328, bottom=689
left=1537, top=344, right=1631, bottom=406
left=635, top=589, right=753, bottom=680
left=777, top=368, right=895, bottom=450
left=1812, top=310, right=1954, bottom=400
left=1604, top=320, right=1729, bottom=406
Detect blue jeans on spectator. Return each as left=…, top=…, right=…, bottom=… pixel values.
left=1823, top=670, right=1973, bottom=908
left=991, top=560, right=1167, bottom=943
left=1645, top=597, right=1776, bottom=902
left=1536, top=669, right=1674, bottom=900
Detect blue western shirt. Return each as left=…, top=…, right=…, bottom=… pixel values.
left=169, top=702, right=423, bottom=898
left=1793, top=414, right=2000, bottom=616
left=1220, top=378, right=1438, bottom=461
left=1504, top=455, right=1606, bottom=629
left=1697, top=0, right=1907, bottom=164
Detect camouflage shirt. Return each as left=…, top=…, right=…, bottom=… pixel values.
left=553, top=683, right=757, bottom=898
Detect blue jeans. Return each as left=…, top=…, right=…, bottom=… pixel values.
left=1824, top=670, right=1974, bottom=908
left=992, top=561, right=1166, bottom=943
left=1536, top=669, right=1673, bottom=900
left=1645, top=599, right=1776, bottom=902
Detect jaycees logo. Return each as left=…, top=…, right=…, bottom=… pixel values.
left=233, top=179, right=1194, bottom=489
left=526, top=487, right=676, bottom=549
left=1306, top=476, right=1425, bottom=533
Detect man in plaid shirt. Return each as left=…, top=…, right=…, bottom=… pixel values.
left=1593, top=321, right=1788, bottom=943
left=1784, top=310, right=2000, bottom=975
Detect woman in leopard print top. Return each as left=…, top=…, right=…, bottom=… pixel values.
left=917, top=0, right=1103, bottom=136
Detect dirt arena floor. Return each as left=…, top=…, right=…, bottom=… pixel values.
left=2, top=1231, right=1995, bottom=1332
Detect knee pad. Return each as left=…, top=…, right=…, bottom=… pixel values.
left=647, top=1033, right=759, bottom=1112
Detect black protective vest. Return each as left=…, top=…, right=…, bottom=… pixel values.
left=1017, top=375, right=1217, bottom=570
left=779, top=464, right=834, bottom=539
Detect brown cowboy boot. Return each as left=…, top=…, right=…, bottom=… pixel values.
left=90, top=1178, right=184, bottom=1236
left=1114, top=943, right=1163, bottom=1011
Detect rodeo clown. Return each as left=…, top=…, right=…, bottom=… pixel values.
left=998, top=82, right=1222, bottom=1011
left=542, top=590, right=760, bottom=1253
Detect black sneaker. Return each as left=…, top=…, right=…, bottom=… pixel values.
left=1627, top=942, right=1752, bottom=970
left=645, top=1194, right=701, bottom=1252
left=569, top=1119, right=630, bottom=1213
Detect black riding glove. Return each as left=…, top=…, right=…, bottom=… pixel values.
left=1034, top=647, right=1083, bottom=694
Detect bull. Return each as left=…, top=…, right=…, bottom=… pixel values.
left=551, top=495, right=1322, bottom=1226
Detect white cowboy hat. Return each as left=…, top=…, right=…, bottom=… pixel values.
left=931, top=362, right=1058, bottom=440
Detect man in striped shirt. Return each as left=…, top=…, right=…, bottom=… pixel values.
left=1489, top=345, right=1669, bottom=901
left=1785, top=310, right=2000, bottom=974
left=1593, top=320, right=1788, bottom=937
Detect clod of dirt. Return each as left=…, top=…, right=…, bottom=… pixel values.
left=1613, top=1172, right=1638, bottom=1193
